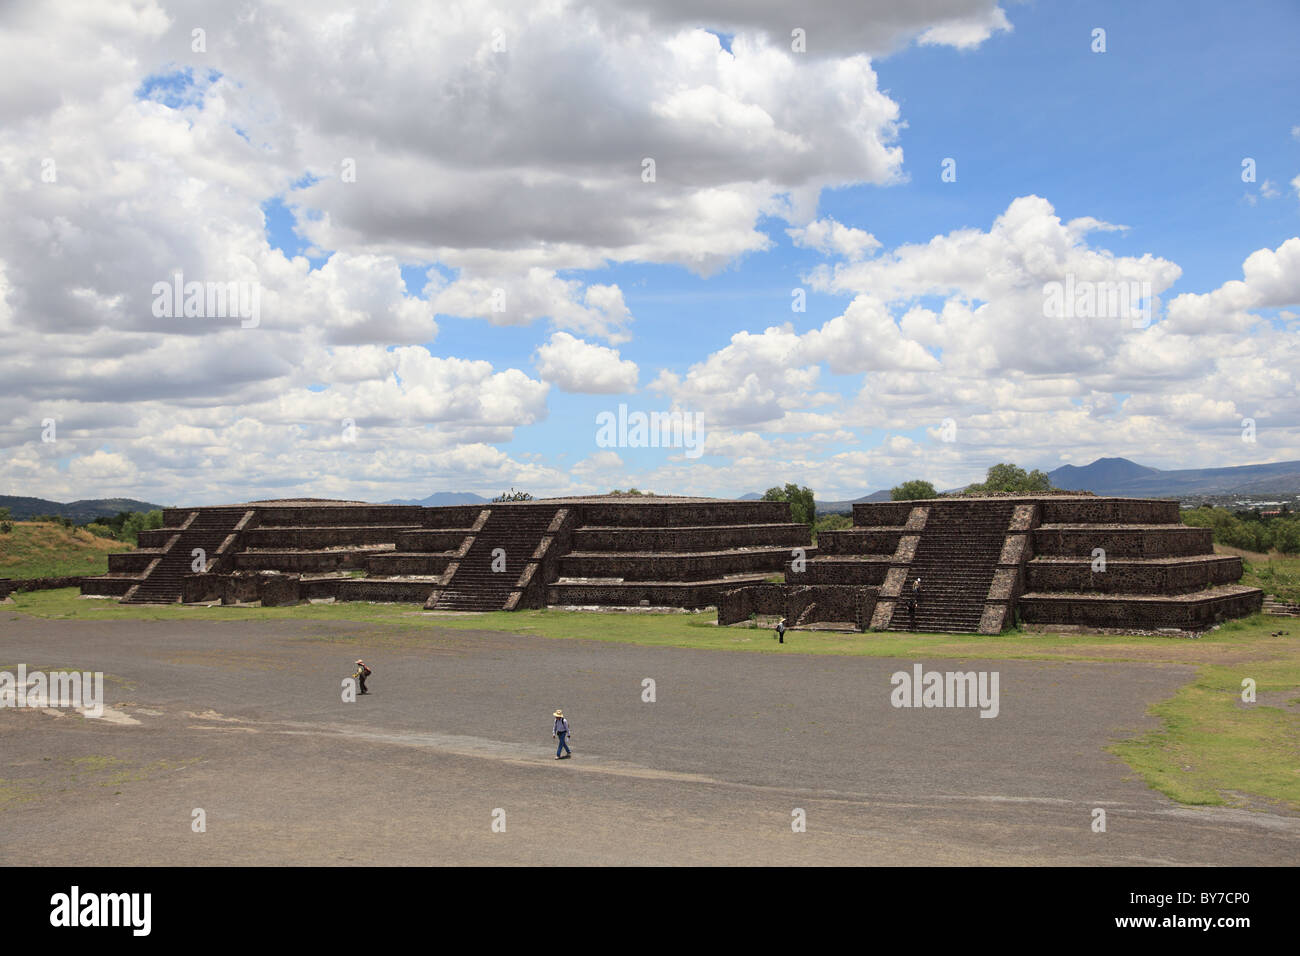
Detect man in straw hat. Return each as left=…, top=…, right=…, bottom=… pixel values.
left=354, top=659, right=371, bottom=695
left=552, top=709, right=572, bottom=759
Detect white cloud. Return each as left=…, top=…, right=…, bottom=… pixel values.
left=1165, top=237, right=1300, bottom=334
left=787, top=218, right=881, bottom=260
left=534, top=333, right=639, bottom=393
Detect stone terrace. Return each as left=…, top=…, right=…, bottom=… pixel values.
left=721, top=496, right=1262, bottom=634
left=82, top=496, right=810, bottom=611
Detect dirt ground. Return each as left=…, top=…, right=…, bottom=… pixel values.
left=2, top=615, right=1297, bottom=865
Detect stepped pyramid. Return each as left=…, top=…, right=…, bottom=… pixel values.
left=732, top=495, right=1262, bottom=634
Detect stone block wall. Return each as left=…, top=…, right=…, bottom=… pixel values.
left=577, top=501, right=791, bottom=527
left=559, top=547, right=793, bottom=582
left=108, top=551, right=159, bottom=573
left=850, top=502, right=915, bottom=526
left=816, top=529, right=903, bottom=555
left=785, top=556, right=889, bottom=585
left=1032, top=526, right=1213, bottom=558
left=547, top=580, right=732, bottom=609
left=1039, top=498, right=1180, bottom=524
left=570, top=523, right=809, bottom=552
left=1019, top=588, right=1263, bottom=628
left=394, top=529, right=475, bottom=552
left=1026, top=556, right=1243, bottom=594
left=0, top=576, right=85, bottom=597
left=243, top=526, right=419, bottom=549
left=717, top=584, right=790, bottom=624
left=718, top=584, right=876, bottom=628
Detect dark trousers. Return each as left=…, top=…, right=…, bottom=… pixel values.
left=357, top=672, right=368, bottom=694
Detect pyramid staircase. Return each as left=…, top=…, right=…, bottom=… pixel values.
left=886, top=501, right=1017, bottom=633
left=430, top=507, right=560, bottom=611
left=123, top=508, right=250, bottom=604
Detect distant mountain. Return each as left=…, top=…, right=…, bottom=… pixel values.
left=738, top=490, right=889, bottom=511
left=1049, top=457, right=1160, bottom=490
left=816, top=491, right=891, bottom=513
left=1048, top=457, right=1300, bottom=497
left=0, top=495, right=166, bottom=522
left=383, top=492, right=491, bottom=507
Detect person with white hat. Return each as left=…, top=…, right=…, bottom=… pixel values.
left=354, top=659, right=372, bottom=695
left=552, top=709, right=572, bottom=759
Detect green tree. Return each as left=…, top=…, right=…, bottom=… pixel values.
left=891, top=480, right=937, bottom=501
left=119, top=512, right=147, bottom=545
left=967, top=463, right=1053, bottom=495
left=1272, top=520, right=1300, bottom=555
left=763, top=483, right=816, bottom=526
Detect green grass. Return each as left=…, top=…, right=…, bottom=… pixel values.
left=1241, top=553, right=1300, bottom=603
left=7, top=589, right=1299, bottom=810
left=1111, top=652, right=1300, bottom=810
left=0, top=522, right=133, bottom=580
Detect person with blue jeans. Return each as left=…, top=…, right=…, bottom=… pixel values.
left=552, top=710, right=572, bottom=759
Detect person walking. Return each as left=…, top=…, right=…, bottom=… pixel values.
left=775, top=617, right=787, bottom=644
left=354, top=659, right=372, bottom=695
left=552, top=709, right=572, bottom=759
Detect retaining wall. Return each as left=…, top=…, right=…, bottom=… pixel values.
left=1026, top=556, right=1243, bottom=594
left=570, top=524, right=809, bottom=552
left=1032, top=526, right=1213, bottom=557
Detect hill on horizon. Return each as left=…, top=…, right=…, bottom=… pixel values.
left=1048, top=457, right=1300, bottom=497
left=738, top=490, right=891, bottom=512
left=382, top=491, right=492, bottom=507
left=0, top=495, right=167, bottom=523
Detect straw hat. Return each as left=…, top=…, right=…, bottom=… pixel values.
left=553, top=710, right=564, bottom=718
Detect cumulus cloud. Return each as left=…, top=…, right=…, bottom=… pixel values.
left=7, top=1, right=1296, bottom=503
left=4, top=0, right=1007, bottom=502
left=1165, top=238, right=1300, bottom=334
left=652, top=197, right=1300, bottom=493
left=787, top=218, right=881, bottom=260
left=534, top=333, right=639, bottom=393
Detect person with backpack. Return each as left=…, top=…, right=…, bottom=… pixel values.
left=776, top=618, right=787, bottom=644
left=354, top=659, right=372, bottom=695
left=552, top=709, right=572, bottom=759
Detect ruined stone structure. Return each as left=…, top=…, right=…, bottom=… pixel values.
left=81, top=493, right=1263, bottom=633
left=718, top=496, right=1262, bottom=633
left=81, top=497, right=808, bottom=611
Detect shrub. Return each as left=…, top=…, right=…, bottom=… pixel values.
left=492, top=488, right=534, bottom=502
left=891, top=480, right=937, bottom=500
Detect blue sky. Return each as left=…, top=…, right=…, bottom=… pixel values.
left=253, top=0, right=1298, bottom=494
left=5, top=0, right=1299, bottom=504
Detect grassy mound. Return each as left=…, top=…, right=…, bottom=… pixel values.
left=0, top=521, right=133, bottom=580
